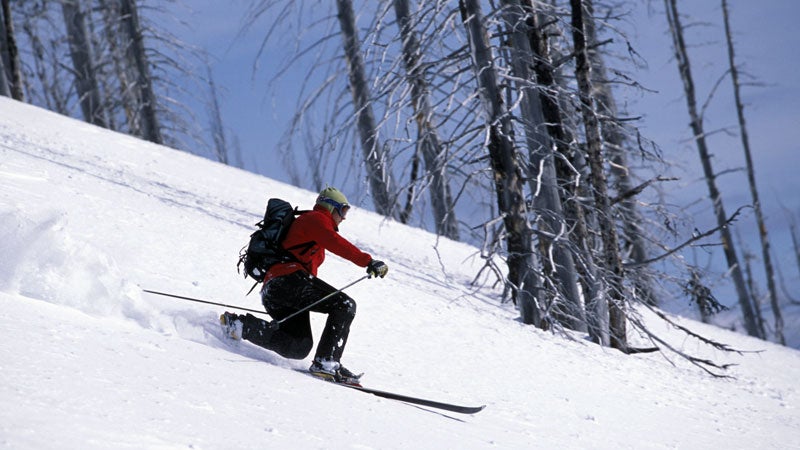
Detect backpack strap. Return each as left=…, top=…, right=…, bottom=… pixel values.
left=281, top=208, right=313, bottom=256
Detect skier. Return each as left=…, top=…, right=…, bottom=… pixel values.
left=220, top=187, right=388, bottom=383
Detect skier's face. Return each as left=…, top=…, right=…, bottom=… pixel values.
left=320, top=196, right=349, bottom=225
left=333, top=207, right=347, bottom=226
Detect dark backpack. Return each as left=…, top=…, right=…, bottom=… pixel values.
left=237, top=198, right=304, bottom=282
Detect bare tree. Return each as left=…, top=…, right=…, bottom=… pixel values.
left=336, top=0, right=397, bottom=218
left=790, top=214, right=800, bottom=282
left=721, top=0, right=783, bottom=344
left=501, top=0, right=586, bottom=332
left=521, top=1, right=608, bottom=343
left=0, top=10, right=10, bottom=97
left=460, top=0, right=542, bottom=326
left=61, top=0, right=107, bottom=127
left=205, top=59, right=228, bottom=165
left=1, top=0, right=24, bottom=100
left=583, top=0, right=658, bottom=307
left=96, top=0, right=136, bottom=132
left=392, top=0, right=459, bottom=240
left=15, top=2, right=71, bottom=114
left=114, top=0, right=163, bottom=144
left=664, top=0, right=761, bottom=338
left=570, top=0, right=628, bottom=350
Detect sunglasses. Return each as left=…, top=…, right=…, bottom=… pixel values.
left=321, top=197, right=350, bottom=218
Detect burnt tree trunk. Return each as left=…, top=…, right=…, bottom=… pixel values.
left=665, top=0, right=761, bottom=338
left=460, top=0, right=542, bottom=326
left=118, top=0, right=163, bottom=144
left=570, top=0, right=627, bottom=350
left=721, top=0, right=783, bottom=344
left=393, top=0, right=459, bottom=239
left=336, top=0, right=397, bottom=218
left=502, top=0, right=586, bottom=332
left=62, top=0, right=108, bottom=127
left=1, top=0, right=23, bottom=100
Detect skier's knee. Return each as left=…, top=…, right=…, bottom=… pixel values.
left=281, top=337, right=313, bottom=359
left=342, top=298, right=356, bottom=318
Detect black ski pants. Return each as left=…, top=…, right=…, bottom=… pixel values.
left=241, top=271, right=356, bottom=363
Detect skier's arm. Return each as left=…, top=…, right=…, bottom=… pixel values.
left=313, top=218, right=372, bottom=267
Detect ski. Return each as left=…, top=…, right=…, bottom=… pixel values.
left=296, top=369, right=484, bottom=414
left=337, top=383, right=486, bottom=414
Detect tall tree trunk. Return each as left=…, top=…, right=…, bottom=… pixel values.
left=0, top=7, right=9, bottom=98
left=1, top=0, right=24, bottom=101
left=664, top=0, right=761, bottom=338
left=739, top=242, right=767, bottom=337
left=205, top=61, right=228, bottom=165
left=501, top=0, right=585, bottom=332
left=118, top=0, right=162, bottom=144
left=583, top=0, right=657, bottom=307
left=790, top=217, right=800, bottom=281
left=19, top=20, right=68, bottom=114
left=525, top=1, right=607, bottom=343
left=98, top=0, right=136, bottom=132
left=393, top=0, right=459, bottom=240
left=62, top=0, right=108, bottom=128
left=0, top=39, right=9, bottom=97
left=460, top=0, right=542, bottom=326
left=335, top=0, right=396, bottom=218
left=570, top=0, right=627, bottom=350
left=721, top=0, right=783, bottom=344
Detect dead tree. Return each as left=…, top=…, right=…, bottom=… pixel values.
left=1, top=0, right=23, bottom=100
left=583, top=0, right=658, bottom=307
left=522, top=1, right=608, bottom=343
left=570, top=0, right=627, bottom=350
left=0, top=10, right=10, bottom=97
left=61, top=0, right=108, bottom=127
left=205, top=59, right=229, bottom=165
left=664, top=0, right=761, bottom=338
left=721, top=0, right=783, bottom=344
left=501, top=0, right=586, bottom=332
left=460, top=0, right=542, bottom=326
left=336, top=0, right=397, bottom=219
left=392, top=0, right=459, bottom=240
left=116, top=0, right=163, bottom=144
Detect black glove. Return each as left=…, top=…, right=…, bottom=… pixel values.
left=366, top=259, right=388, bottom=278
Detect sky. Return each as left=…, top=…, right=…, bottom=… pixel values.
left=1, top=96, right=798, bottom=448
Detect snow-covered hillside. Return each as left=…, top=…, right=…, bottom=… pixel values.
left=1, top=98, right=797, bottom=449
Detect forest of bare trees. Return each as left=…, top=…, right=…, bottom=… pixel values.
left=0, top=0, right=228, bottom=159
left=1, top=0, right=795, bottom=364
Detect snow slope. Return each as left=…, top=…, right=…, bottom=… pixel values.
left=1, top=97, right=797, bottom=449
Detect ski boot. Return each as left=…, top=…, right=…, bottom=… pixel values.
left=309, top=359, right=363, bottom=386
left=219, top=312, right=244, bottom=341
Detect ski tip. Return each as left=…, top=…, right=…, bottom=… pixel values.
left=459, top=405, right=486, bottom=414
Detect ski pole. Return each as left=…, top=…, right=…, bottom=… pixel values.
left=142, top=289, right=270, bottom=315
left=142, top=275, right=369, bottom=327
left=267, top=275, right=369, bottom=329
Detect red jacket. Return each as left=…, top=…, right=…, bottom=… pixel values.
left=263, top=205, right=372, bottom=281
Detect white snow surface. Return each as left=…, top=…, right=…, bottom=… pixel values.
left=0, top=98, right=797, bottom=449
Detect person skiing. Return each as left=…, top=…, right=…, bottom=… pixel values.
left=220, top=187, right=388, bottom=383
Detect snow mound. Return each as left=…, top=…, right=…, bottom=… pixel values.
left=0, top=206, right=169, bottom=331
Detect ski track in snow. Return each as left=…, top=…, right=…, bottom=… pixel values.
left=1, top=98, right=798, bottom=448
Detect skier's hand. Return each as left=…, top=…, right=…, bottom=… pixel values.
left=367, top=259, right=388, bottom=279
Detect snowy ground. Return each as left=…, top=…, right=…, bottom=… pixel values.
left=1, top=97, right=798, bottom=449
